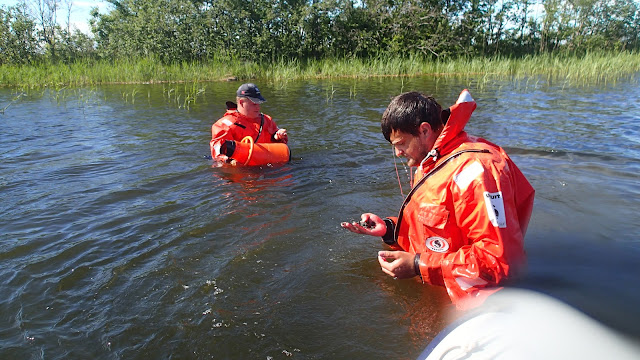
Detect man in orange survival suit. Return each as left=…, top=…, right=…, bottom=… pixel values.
left=341, top=89, right=535, bottom=309
left=210, top=83, right=288, bottom=164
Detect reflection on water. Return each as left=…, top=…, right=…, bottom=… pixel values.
left=0, top=77, right=639, bottom=359
left=212, top=164, right=295, bottom=193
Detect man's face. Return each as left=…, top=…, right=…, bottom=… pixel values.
left=389, top=123, right=438, bottom=167
left=237, top=97, right=261, bottom=119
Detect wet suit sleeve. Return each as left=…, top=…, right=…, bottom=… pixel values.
left=210, top=118, right=235, bottom=159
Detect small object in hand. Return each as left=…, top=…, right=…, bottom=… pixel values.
left=358, top=220, right=375, bottom=229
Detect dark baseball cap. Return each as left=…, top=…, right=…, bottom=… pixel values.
left=236, top=83, right=266, bottom=104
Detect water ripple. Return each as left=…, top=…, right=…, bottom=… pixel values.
left=1, top=79, right=639, bottom=358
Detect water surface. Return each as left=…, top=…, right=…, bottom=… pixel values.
left=1, top=76, right=639, bottom=359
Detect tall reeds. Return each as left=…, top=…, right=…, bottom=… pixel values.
left=0, top=52, right=638, bottom=88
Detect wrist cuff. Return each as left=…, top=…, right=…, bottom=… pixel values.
left=414, top=253, right=422, bottom=279
left=382, top=218, right=396, bottom=245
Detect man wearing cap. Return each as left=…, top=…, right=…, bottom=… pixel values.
left=210, top=83, right=288, bottom=164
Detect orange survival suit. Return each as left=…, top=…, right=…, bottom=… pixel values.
left=381, top=90, right=535, bottom=309
left=210, top=102, right=282, bottom=161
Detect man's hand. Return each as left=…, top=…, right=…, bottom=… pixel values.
left=377, top=251, right=417, bottom=279
left=274, top=128, right=288, bottom=143
left=341, top=213, right=386, bottom=237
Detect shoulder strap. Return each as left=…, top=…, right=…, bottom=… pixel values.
left=393, top=149, right=491, bottom=241
left=255, top=114, right=265, bottom=142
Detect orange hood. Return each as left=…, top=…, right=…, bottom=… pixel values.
left=420, top=89, right=476, bottom=169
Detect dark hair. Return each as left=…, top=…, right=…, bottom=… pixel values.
left=381, top=91, right=447, bottom=142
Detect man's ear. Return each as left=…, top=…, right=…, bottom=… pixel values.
left=419, top=122, right=432, bottom=136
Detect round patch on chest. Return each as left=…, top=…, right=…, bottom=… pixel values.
left=426, top=237, right=450, bottom=253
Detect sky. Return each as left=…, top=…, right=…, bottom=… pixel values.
left=0, top=0, right=110, bottom=35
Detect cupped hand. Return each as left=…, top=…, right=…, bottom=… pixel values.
left=340, top=213, right=386, bottom=237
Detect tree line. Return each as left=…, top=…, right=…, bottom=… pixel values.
left=2, top=0, right=640, bottom=65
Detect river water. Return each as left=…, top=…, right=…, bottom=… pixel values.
left=1, top=76, right=639, bottom=359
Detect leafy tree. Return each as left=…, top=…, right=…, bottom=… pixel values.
left=331, top=0, right=388, bottom=58
left=31, top=0, right=63, bottom=59
left=299, top=0, right=335, bottom=59
left=57, top=28, right=96, bottom=62
left=4, top=0, right=640, bottom=65
left=0, top=4, right=39, bottom=64
left=91, top=0, right=204, bottom=62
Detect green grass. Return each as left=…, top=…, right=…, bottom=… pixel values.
left=1, top=52, right=638, bottom=88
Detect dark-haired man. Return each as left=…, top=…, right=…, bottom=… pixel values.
left=342, top=90, right=535, bottom=309
left=210, top=83, right=288, bottom=164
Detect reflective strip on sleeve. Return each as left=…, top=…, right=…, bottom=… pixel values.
left=453, top=161, right=484, bottom=191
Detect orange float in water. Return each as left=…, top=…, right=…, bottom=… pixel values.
left=226, top=136, right=290, bottom=166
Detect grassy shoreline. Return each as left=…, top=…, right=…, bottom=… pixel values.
left=1, top=52, right=639, bottom=88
